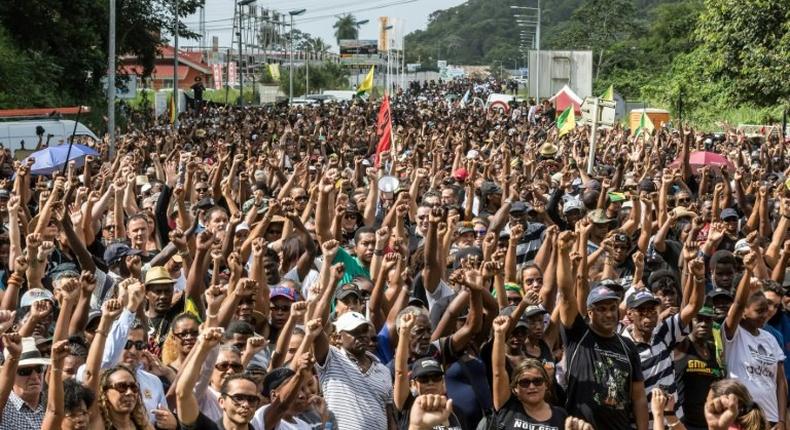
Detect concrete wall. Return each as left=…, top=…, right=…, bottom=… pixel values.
left=528, top=50, right=593, bottom=101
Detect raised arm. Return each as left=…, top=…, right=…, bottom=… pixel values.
left=724, top=252, right=757, bottom=340
left=265, top=352, right=314, bottom=430
left=394, top=313, right=415, bottom=411
left=556, top=231, right=578, bottom=327
left=177, top=327, right=224, bottom=427
left=422, top=207, right=444, bottom=294
left=680, top=257, right=705, bottom=327
left=491, top=316, right=511, bottom=410
left=41, top=340, right=70, bottom=430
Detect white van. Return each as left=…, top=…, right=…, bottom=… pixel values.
left=0, top=119, right=99, bottom=154
left=322, top=90, right=356, bottom=102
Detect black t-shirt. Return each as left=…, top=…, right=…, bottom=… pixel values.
left=561, top=315, right=643, bottom=430
left=180, top=411, right=253, bottom=430
left=674, top=339, right=723, bottom=428
left=494, top=397, right=567, bottom=430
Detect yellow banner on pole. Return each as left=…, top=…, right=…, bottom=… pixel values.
left=269, top=64, right=281, bottom=82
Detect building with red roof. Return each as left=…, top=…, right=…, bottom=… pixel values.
left=120, top=45, right=212, bottom=91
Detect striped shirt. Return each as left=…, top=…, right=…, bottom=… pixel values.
left=622, top=313, right=689, bottom=427
left=317, top=346, right=393, bottom=430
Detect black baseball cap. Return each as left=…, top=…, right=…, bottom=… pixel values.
left=410, top=357, right=444, bottom=380
left=626, top=290, right=660, bottom=309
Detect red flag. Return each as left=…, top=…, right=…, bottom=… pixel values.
left=375, top=96, right=392, bottom=167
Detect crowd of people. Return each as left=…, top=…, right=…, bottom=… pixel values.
left=0, top=78, right=788, bottom=430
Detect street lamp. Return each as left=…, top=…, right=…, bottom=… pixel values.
left=511, top=2, right=540, bottom=99
left=288, top=8, right=306, bottom=104
left=384, top=24, right=393, bottom=96
left=238, top=0, right=256, bottom=107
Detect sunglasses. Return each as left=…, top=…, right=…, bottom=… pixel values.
left=271, top=304, right=291, bottom=312
left=107, top=381, right=139, bottom=394
left=517, top=377, right=545, bottom=388
left=124, top=340, right=146, bottom=351
left=294, top=195, right=308, bottom=202
left=215, top=362, right=244, bottom=373
left=173, top=330, right=199, bottom=340
left=17, top=366, right=44, bottom=377
left=474, top=229, right=487, bottom=237
left=223, top=393, right=260, bottom=406
left=196, top=187, right=209, bottom=193
left=416, top=374, right=443, bottom=384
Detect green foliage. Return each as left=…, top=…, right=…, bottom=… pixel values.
left=0, top=26, right=62, bottom=108
left=278, top=62, right=350, bottom=96
left=0, top=0, right=203, bottom=108
left=692, top=0, right=790, bottom=106
left=333, top=14, right=359, bottom=46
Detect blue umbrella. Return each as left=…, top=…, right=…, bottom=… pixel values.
left=24, top=144, right=99, bottom=176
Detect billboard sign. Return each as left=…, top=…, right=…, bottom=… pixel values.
left=339, top=39, right=381, bottom=65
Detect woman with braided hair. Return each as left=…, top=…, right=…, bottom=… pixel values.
left=97, top=365, right=153, bottom=430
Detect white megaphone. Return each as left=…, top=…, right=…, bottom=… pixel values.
left=378, top=175, right=400, bottom=194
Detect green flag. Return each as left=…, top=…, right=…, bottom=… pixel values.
left=635, top=110, right=655, bottom=137
left=601, top=85, right=614, bottom=101
left=556, top=106, right=576, bottom=137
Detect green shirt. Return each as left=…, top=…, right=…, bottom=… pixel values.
left=332, top=247, right=371, bottom=285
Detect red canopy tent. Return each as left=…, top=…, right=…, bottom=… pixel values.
left=549, top=85, right=583, bottom=116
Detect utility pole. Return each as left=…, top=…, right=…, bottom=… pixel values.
left=288, top=9, right=306, bottom=103
left=173, top=0, right=179, bottom=127
left=305, top=43, right=309, bottom=95
left=107, top=0, right=116, bottom=155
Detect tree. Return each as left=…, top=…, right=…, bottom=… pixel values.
left=551, top=0, right=637, bottom=80
left=0, top=0, right=204, bottom=107
left=333, top=14, right=359, bottom=46
left=692, top=0, right=790, bottom=105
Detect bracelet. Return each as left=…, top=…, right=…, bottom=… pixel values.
left=693, top=275, right=705, bottom=283
left=207, top=313, right=218, bottom=319
left=95, top=330, right=108, bottom=337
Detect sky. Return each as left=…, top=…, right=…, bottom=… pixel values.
left=183, top=0, right=468, bottom=53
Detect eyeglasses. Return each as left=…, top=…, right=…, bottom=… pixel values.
left=64, top=408, right=89, bottom=419
left=294, top=195, right=308, bottom=202
left=17, top=366, right=44, bottom=377
left=104, top=225, right=116, bottom=231
left=106, top=382, right=139, bottom=394
left=173, top=330, right=199, bottom=340
left=223, top=393, right=260, bottom=406
left=517, top=377, right=545, bottom=388
left=124, top=340, right=146, bottom=351
left=215, top=362, right=244, bottom=373
left=416, top=374, right=443, bottom=384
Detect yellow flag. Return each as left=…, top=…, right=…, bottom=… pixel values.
left=357, top=65, right=375, bottom=95
left=169, top=91, right=176, bottom=124
left=184, top=297, right=203, bottom=322
left=268, top=63, right=280, bottom=82
left=601, top=85, right=614, bottom=101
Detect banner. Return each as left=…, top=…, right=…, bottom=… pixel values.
left=268, top=64, right=280, bottom=82
left=211, top=64, right=223, bottom=90
left=227, top=62, right=238, bottom=87
left=375, top=96, right=392, bottom=167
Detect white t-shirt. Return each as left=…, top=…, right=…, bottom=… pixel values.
left=252, top=404, right=312, bottom=430
left=724, top=324, right=786, bottom=422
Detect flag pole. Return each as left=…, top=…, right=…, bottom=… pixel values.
left=388, top=94, right=395, bottom=175
left=62, top=105, right=83, bottom=176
